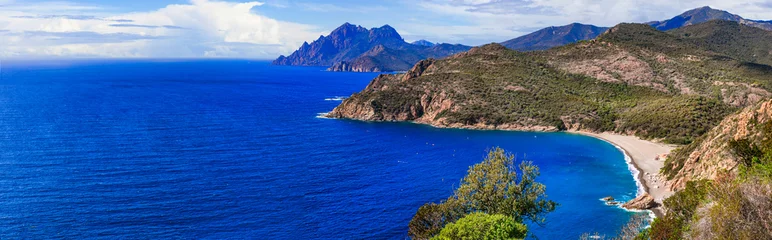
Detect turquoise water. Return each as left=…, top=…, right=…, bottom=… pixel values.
left=0, top=60, right=640, bottom=239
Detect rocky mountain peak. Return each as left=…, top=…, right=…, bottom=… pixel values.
left=369, top=25, right=403, bottom=42
left=412, top=40, right=436, bottom=47
left=646, top=6, right=772, bottom=31
left=330, top=22, right=368, bottom=38
left=500, top=23, right=609, bottom=51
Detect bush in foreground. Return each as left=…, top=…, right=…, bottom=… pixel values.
left=431, top=213, right=527, bottom=240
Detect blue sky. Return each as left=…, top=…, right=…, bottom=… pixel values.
left=2, top=0, right=772, bottom=59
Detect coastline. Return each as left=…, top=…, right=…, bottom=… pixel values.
left=570, top=131, right=675, bottom=218
left=325, top=115, right=676, bottom=217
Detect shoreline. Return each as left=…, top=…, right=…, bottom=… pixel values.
left=324, top=116, right=676, bottom=217
left=570, top=131, right=675, bottom=218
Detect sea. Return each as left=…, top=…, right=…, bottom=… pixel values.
left=0, top=60, right=641, bottom=239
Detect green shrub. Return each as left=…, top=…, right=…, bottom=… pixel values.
left=649, top=180, right=712, bottom=240
left=431, top=213, right=527, bottom=240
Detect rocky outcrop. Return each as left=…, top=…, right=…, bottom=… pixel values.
left=326, top=44, right=560, bottom=131
left=328, top=61, right=380, bottom=72
left=622, top=193, right=658, bottom=210
left=665, top=99, right=772, bottom=190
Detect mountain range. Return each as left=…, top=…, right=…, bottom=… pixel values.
left=272, top=23, right=471, bottom=72
left=275, top=6, right=772, bottom=73
left=501, top=6, right=772, bottom=52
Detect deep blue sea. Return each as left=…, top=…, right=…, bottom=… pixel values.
left=0, top=60, right=641, bottom=239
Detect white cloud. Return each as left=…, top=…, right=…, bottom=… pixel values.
left=3, top=0, right=772, bottom=58
left=297, top=2, right=388, bottom=13
left=0, top=0, right=322, bottom=58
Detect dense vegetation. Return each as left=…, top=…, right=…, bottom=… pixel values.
left=671, top=20, right=772, bottom=66
left=431, top=213, right=527, bottom=240
left=649, top=108, right=772, bottom=239
left=617, top=96, right=735, bottom=144
left=408, top=148, right=556, bottom=239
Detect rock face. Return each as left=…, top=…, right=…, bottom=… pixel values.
left=274, top=23, right=470, bottom=72
left=501, top=23, right=609, bottom=51
left=622, top=193, right=658, bottom=210
left=664, top=99, right=772, bottom=190
left=647, top=6, right=772, bottom=31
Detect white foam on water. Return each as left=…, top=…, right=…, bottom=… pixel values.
left=324, top=96, right=347, bottom=101
left=592, top=136, right=658, bottom=222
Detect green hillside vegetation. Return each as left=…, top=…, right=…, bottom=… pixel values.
left=543, top=23, right=772, bottom=107
left=670, top=20, right=772, bottom=66
left=617, top=97, right=734, bottom=144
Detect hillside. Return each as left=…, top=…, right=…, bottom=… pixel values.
left=274, top=23, right=470, bottom=72
left=501, top=23, right=608, bottom=51
left=647, top=6, right=772, bottom=31
left=644, top=99, right=772, bottom=239
left=541, top=23, right=772, bottom=108
left=663, top=99, right=772, bottom=190
left=670, top=20, right=772, bottom=66
left=328, top=22, right=772, bottom=144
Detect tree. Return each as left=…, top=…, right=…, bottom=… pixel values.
left=431, top=212, right=527, bottom=240
left=409, top=147, right=557, bottom=239
left=452, top=147, right=557, bottom=224
left=408, top=202, right=462, bottom=239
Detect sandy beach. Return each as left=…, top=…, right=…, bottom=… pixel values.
left=572, top=131, right=675, bottom=217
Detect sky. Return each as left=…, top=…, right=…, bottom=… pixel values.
left=2, top=0, right=772, bottom=59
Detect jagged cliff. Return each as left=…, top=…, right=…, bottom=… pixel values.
left=664, top=99, right=772, bottom=190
